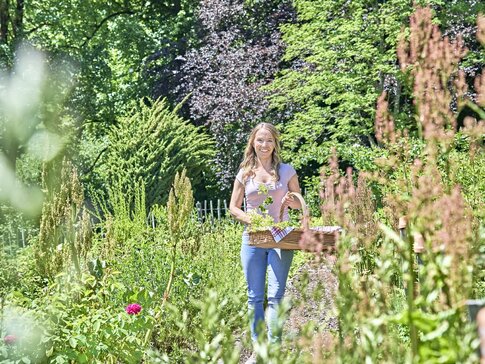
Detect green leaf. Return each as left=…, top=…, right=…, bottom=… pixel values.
left=69, top=337, right=77, bottom=349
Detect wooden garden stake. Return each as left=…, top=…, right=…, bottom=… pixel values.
left=478, top=307, right=485, bottom=363
left=399, top=215, right=418, bottom=360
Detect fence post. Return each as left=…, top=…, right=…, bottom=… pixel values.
left=21, top=229, right=26, bottom=248
left=209, top=200, right=214, bottom=225
left=479, top=308, right=485, bottom=363
left=196, top=201, right=202, bottom=223
left=217, top=199, right=221, bottom=220
left=204, top=200, right=207, bottom=222
left=224, top=200, right=228, bottom=215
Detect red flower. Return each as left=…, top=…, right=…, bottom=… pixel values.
left=125, top=303, right=142, bottom=315
left=4, top=335, right=16, bottom=345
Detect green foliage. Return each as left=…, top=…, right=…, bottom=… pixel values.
left=0, top=46, right=71, bottom=216
left=247, top=184, right=276, bottom=231
left=314, top=6, right=485, bottom=362
left=164, top=169, right=195, bottom=304
left=127, top=219, right=246, bottom=361
left=2, top=208, right=248, bottom=363
left=267, top=0, right=414, bottom=174
left=155, top=289, right=246, bottom=364
left=22, top=0, right=199, bottom=126
left=0, top=250, right=18, bottom=303
left=2, top=0, right=201, bottom=211
left=2, top=2, right=485, bottom=363
left=2, top=271, right=155, bottom=363
left=167, top=169, right=195, bottom=242
left=96, top=98, right=214, bottom=208
left=34, top=160, right=91, bottom=279
left=446, top=147, right=485, bottom=219
left=87, top=178, right=248, bottom=361
left=267, top=0, right=485, bottom=182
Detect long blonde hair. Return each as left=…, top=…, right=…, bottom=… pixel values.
left=239, top=123, right=282, bottom=183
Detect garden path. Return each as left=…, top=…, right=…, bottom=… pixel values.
left=237, top=255, right=338, bottom=363
left=285, top=256, right=338, bottom=337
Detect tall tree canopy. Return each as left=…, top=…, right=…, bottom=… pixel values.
left=1, top=0, right=483, bottom=200
left=267, top=0, right=485, bottom=179
left=154, top=0, right=295, bottom=194
left=0, top=0, right=202, bottom=197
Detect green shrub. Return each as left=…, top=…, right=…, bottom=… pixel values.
left=2, top=270, right=155, bottom=363
left=96, top=98, right=215, bottom=208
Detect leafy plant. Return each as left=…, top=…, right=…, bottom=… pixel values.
left=164, top=169, right=195, bottom=303
left=34, top=159, right=92, bottom=279
left=299, top=6, right=485, bottom=363
left=247, top=184, right=276, bottom=231
left=2, top=271, right=156, bottom=363
left=95, top=98, right=215, bottom=207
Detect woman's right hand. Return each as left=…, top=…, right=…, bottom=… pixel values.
left=243, top=213, right=252, bottom=226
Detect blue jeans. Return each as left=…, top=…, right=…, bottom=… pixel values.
left=241, top=234, right=293, bottom=342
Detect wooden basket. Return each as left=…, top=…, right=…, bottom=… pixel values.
left=248, top=192, right=338, bottom=250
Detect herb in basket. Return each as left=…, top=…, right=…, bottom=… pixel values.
left=247, top=184, right=292, bottom=232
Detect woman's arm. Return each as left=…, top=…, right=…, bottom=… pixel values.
left=281, top=173, right=302, bottom=210
left=229, top=179, right=252, bottom=225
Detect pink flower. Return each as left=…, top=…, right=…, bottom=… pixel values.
left=4, top=334, right=16, bottom=345
left=125, top=303, right=142, bottom=315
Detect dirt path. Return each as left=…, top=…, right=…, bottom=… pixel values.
left=285, top=257, right=338, bottom=337
left=237, top=257, right=338, bottom=363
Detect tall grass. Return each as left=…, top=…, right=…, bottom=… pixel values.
left=296, top=6, right=485, bottom=363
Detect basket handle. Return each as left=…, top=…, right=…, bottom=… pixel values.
left=278, top=192, right=309, bottom=229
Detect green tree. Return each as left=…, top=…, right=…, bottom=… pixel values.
left=268, top=0, right=412, bottom=170
left=95, top=98, right=214, bottom=208
left=18, top=0, right=199, bottom=127
left=267, top=0, right=485, bottom=178
left=1, top=1, right=200, bottom=198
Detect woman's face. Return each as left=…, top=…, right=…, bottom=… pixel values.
left=253, top=128, right=275, bottom=160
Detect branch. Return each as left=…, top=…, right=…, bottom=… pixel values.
left=464, top=100, right=485, bottom=121
left=25, top=22, right=52, bottom=35
left=80, top=10, right=135, bottom=48
left=80, top=146, right=108, bottom=180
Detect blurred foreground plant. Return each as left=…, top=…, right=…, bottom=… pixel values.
left=0, top=44, right=72, bottom=217
left=299, top=6, right=484, bottom=363
left=34, top=159, right=92, bottom=278
left=2, top=270, right=155, bottom=363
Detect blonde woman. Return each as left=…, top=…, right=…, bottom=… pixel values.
left=229, top=122, right=301, bottom=346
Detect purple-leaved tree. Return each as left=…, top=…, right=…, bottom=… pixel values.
left=152, top=0, right=295, bottom=195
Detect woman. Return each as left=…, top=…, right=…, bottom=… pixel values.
left=229, top=122, right=301, bottom=345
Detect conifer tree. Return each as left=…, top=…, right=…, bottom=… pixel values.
left=97, top=98, right=214, bottom=207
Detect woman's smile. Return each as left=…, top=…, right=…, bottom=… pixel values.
left=254, top=129, right=275, bottom=158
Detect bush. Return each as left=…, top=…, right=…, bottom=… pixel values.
left=95, top=98, right=215, bottom=208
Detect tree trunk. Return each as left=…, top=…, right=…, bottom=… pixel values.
left=13, top=0, right=23, bottom=41
left=0, top=0, right=9, bottom=45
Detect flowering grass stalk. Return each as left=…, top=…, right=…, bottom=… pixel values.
left=298, top=5, right=484, bottom=362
